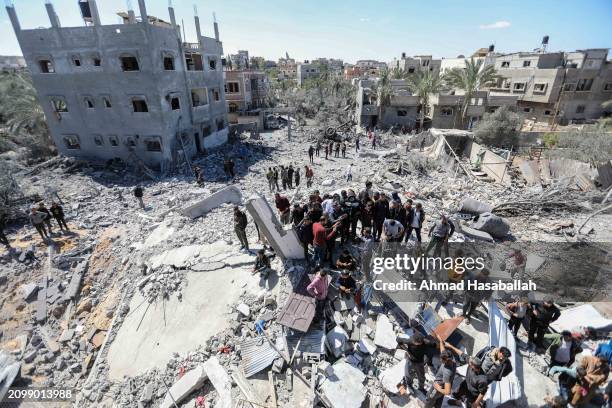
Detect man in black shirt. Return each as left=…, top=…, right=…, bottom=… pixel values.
left=337, top=270, right=356, bottom=299
left=233, top=206, right=249, bottom=250
left=528, top=297, right=561, bottom=349
left=399, top=332, right=437, bottom=392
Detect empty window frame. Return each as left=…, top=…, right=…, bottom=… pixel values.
left=501, top=61, right=510, bottom=68
left=440, top=107, right=453, bottom=116
left=522, top=60, right=531, bottom=67
left=544, top=110, right=553, bottom=116
left=145, top=138, right=162, bottom=152
left=533, top=83, right=547, bottom=93
left=523, top=107, right=533, bottom=113
left=216, top=118, right=225, bottom=131
left=396, top=110, right=408, bottom=117
left=576, top=105, right=585, bottom=114
left=208, top=57, right=217, bottom=70
left=50, top=97, right=68, bottom=113
left=163, top=54, right=175, bottom=70
left=103, top=96, right=112, bottom=108
left=170, top=96, right=180, bottom=110
left=131, top=97, right=149, bottom=112
left=226, top=82, right=240, bottom=93
left=408, top=67, right=415, bottom=73
left=576, top=78, right=593, bottom=91
left=93, top=134, right=104, bottom=146
left=72, top=55, right=81, bottom=67
left=125, top=136, right=137, bottom=147
left=212, top=88, right=220, bottom=102
left=185, top=53, right=203, bottom=71
left=564, top=83, right=576, bottom=92
left=513, top=82, right=526, bottom=91
left=604, top=83, right=612, bottom=91
left=92, top=54, right=102, bottom=67
left=191, top=88, right=208, bottom=107
left=84, top=96, right=95, bottom=109
left=108, top=135, right=119, bottom=146
left=63, top=135, right=80, bottom=149
left=120, top=54, right=139, bottom=71
left=38, top=59, right=55, bottom=73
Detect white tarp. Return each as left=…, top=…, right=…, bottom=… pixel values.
left=550, top=304, right=612, bottom=333
left=486, top=300, right=522, bottom=407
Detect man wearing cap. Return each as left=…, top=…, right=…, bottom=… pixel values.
left=233, top=206, right=249, bottom=251
left=528, top=298, right=561, bottom=349
left=545, top=330, right=583, bottom=369
left=424, top=333, right=456, bottom=408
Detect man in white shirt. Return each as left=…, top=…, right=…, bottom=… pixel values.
left=383, top=218, right=404, bottom=242
left=346, top=164, right=353, bottom=182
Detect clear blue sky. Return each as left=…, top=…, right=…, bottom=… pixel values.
left=1, top=0, right=611, bottom=63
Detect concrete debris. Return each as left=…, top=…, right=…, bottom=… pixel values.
left=471, top=212, right=511, bottom=238
left=326, top=325, right=349, bottom=358
left=374, top=315, right=397, bottom=350
left=379, top=359, right=406, bottom=394
left=181, top=185, right=242, bottom=219
left=203, top=357, right=233, bottom=408
left=160, top=365, right=207, bottom=408
left=236, top=303, right=251, bottom=317
left=319, top=361, right=367, bottom=408
left=458, top=196, right=493, bottom=215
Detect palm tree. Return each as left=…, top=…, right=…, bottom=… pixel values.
left=405, top=70, right=445, bottom=130
left=373, top=68, right=393, bottom=124
left=444, top=57, right=498, bottom=127
left=390, top=67, right=406, bottom=80
left=3, top=74, right=48, bottom=138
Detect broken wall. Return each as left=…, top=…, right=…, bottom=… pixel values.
left=465, top=140, right=511, bottom=185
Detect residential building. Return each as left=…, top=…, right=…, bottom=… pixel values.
left=297, top=62, right=320, bottom=86
left=224, top=69, right=268, bottom=127
left=355, top=60, right=387, bottom=76
left=312, top=57, right=344, bottom=74
left=0, top=55, right=26, bottom=71
left=388, top=53, right=441, bottom=77
left=490, top=48, right=612, bottom=124
left=228, top=50, right=249, bottom=70
left=278, top=55, right=297, bottom=79
left=6, top=0, right=229, bottom=169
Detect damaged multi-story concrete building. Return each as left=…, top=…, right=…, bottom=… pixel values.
left=490, top=48, right=612, bottom=125
left=6, top=0, right=229, bottom=169
left=224, top=69, right=268, bottom=128
left=388, top=53, right=442, bottom=77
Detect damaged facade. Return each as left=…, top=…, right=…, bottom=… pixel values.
left=6, top=0, right=229, bottom=169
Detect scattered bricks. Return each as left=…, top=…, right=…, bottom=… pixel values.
left=21, top=283, right=39, bottom=301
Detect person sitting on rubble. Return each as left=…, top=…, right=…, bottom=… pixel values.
left=424, top=214, right=455, bottom=258
left=476, top=345, right=513, bottom=385
left=545, top=330, right=583, bottom=370
left=29, top=207, right=49, bottom=241
left=505, top=297, right=529, bottom=338
left=50, top=201, right=69, bottom=232
left=398, top=332, right=438, bottom=394
left=337, top=269, right=357, bottom=299
left=37, top=202, right=54, bottom=235
left=528, top=297, right=561, bottom=350
left=570, top=353, right=610, bottom=406
left=336, top=249, right=357, bottom=271
left=253, top=249, right=272, bottom=279
left=0, top=213, right=11, bottom=249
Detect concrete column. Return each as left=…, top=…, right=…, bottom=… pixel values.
left=168, top=5, right=181, bottom=40
left=213, top=12, right=220, bottom=41
left=45, top=2, right=61, bottom=28
left=127, top=9, right=136, bottom=24
left=88, top=0, right=101, bottom=25
left=194, top=5, right=202, bottom=42
left=5, top=5, right=21, bottom=36
left=137, top=0, right=148, bottom=24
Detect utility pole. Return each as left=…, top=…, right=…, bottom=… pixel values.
left=287, top=113, right=292, bottom=141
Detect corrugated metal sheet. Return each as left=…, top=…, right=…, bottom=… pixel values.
left=486, top=300, right=521, bottom=407
left=277, top=292, right=316, bottom=332
left=286, top=329, right=326, bottom=356
left=240, top=336, right=280, bottom=378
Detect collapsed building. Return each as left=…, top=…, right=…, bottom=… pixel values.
left=5, top=0, right=230, bottom=170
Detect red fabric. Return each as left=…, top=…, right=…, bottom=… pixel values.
left=312, top=222, right=334, bottom=247
left=275, top=196, right=290, bottom=212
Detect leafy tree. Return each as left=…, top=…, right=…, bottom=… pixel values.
left=390, top=67, right=406, bottom=79
left=372, top=68, right=392, bottom=123
left=445, top=58, right=497, bottom=126
left=472, top=105, right=520, bottom=147
left=544, top=126, right=612, bottom=163
left=405, top=70, right=445, bottom=130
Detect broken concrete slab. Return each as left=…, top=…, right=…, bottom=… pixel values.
left=458, top=196, right=493, bottom=215
left=237, top=303, right=251, bottom=317
left=160, top=365, right=207, bottom=408
left=525, top=254, right=546, bottom=275
left=144, top=222, right=175, bottom=248
left=245, top=195, right=305, bottom=260
left=357, top=338, right=377, bottom=354
left=35, top=277, right=47, bottom=323
left=181, top=185, right=242, bottom=219
left=319, top=361, right=367, bottom=408
left=453, top=221, right=494, bottom=242
left=471, top=212, right=510, bottom=239
left=21, top=283, right=38, bottom=301
left=374, top=315, right=397, bottom=350
left=203, top=357, right=232, bottom=408
left=379, top=359, right=407, bottom=394
left=326, top=326, right=349, bottom=358
left=149, top=245, right=202, bottom=269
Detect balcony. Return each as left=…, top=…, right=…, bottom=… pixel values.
left=182, top=42, right=200, bottom=50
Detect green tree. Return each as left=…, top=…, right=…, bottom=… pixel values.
left=405, top=70, right=445, bottom=130
left=472, top=105, right=521, bottom=147
left=444, top=58, right=498, bottom=126
left=390, top=67, right=406, bottom=79
left=372, top=68, right=393, bottom=124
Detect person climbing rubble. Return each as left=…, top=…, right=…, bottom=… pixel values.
left=528, top=297, right=561, bottom=350
left=424, top=213, right=454, bottom=258
left=424, top=333, right=456, bottom=408
left=398, top=332, right=438, bottom=393
left=233, top=206, right=249, bottom=251
left=274, top=193, right=291, bottom=225
left=134, top=185, right=145, bottom=209
left=29, top=207, right=49, bottom=241
left=50, top=201, right=69, bottom=231
left=253, top=249, right=272, bottom=279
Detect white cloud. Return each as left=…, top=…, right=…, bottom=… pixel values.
left=359, top=18, right=371, bottom=22
left=479, top=21, right=511, bottom=30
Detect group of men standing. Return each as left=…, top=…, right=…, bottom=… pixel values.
left=28, top=202, right=69, bottom=241
left=266, top=165, right=305, bottom=193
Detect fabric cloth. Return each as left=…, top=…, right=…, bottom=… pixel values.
left=307, top=275, right=328, bottom=300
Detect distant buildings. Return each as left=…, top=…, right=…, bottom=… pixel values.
left=224, top=69, right=268, bottom=128
left=0, top=55, right=26, bottom=71
left=228, top=50, right=249, bottom=70
left=277, top=55, right=297, bottom=80
left=388, top=53, right=441, bottom=77
left=6, top=0, right=229, bottom=169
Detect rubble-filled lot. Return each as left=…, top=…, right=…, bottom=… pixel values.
left=0, top=128, right=610, bottom=407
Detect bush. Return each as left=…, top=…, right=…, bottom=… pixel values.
left=542, top=132, right=560, bottom=148
left=473, top=105, right=521, bottom=148
left=544, top=127, right=612, bottom=163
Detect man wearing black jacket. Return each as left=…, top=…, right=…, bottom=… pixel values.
left=372, top=193, right=389, bottom=241
left=399, top=332, right=437, bottom=392
left=528, top=297, right=561, bottom=349
left=233, top=206, right=249, bottom=250
left=296, top=217, right=314, bottom=264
